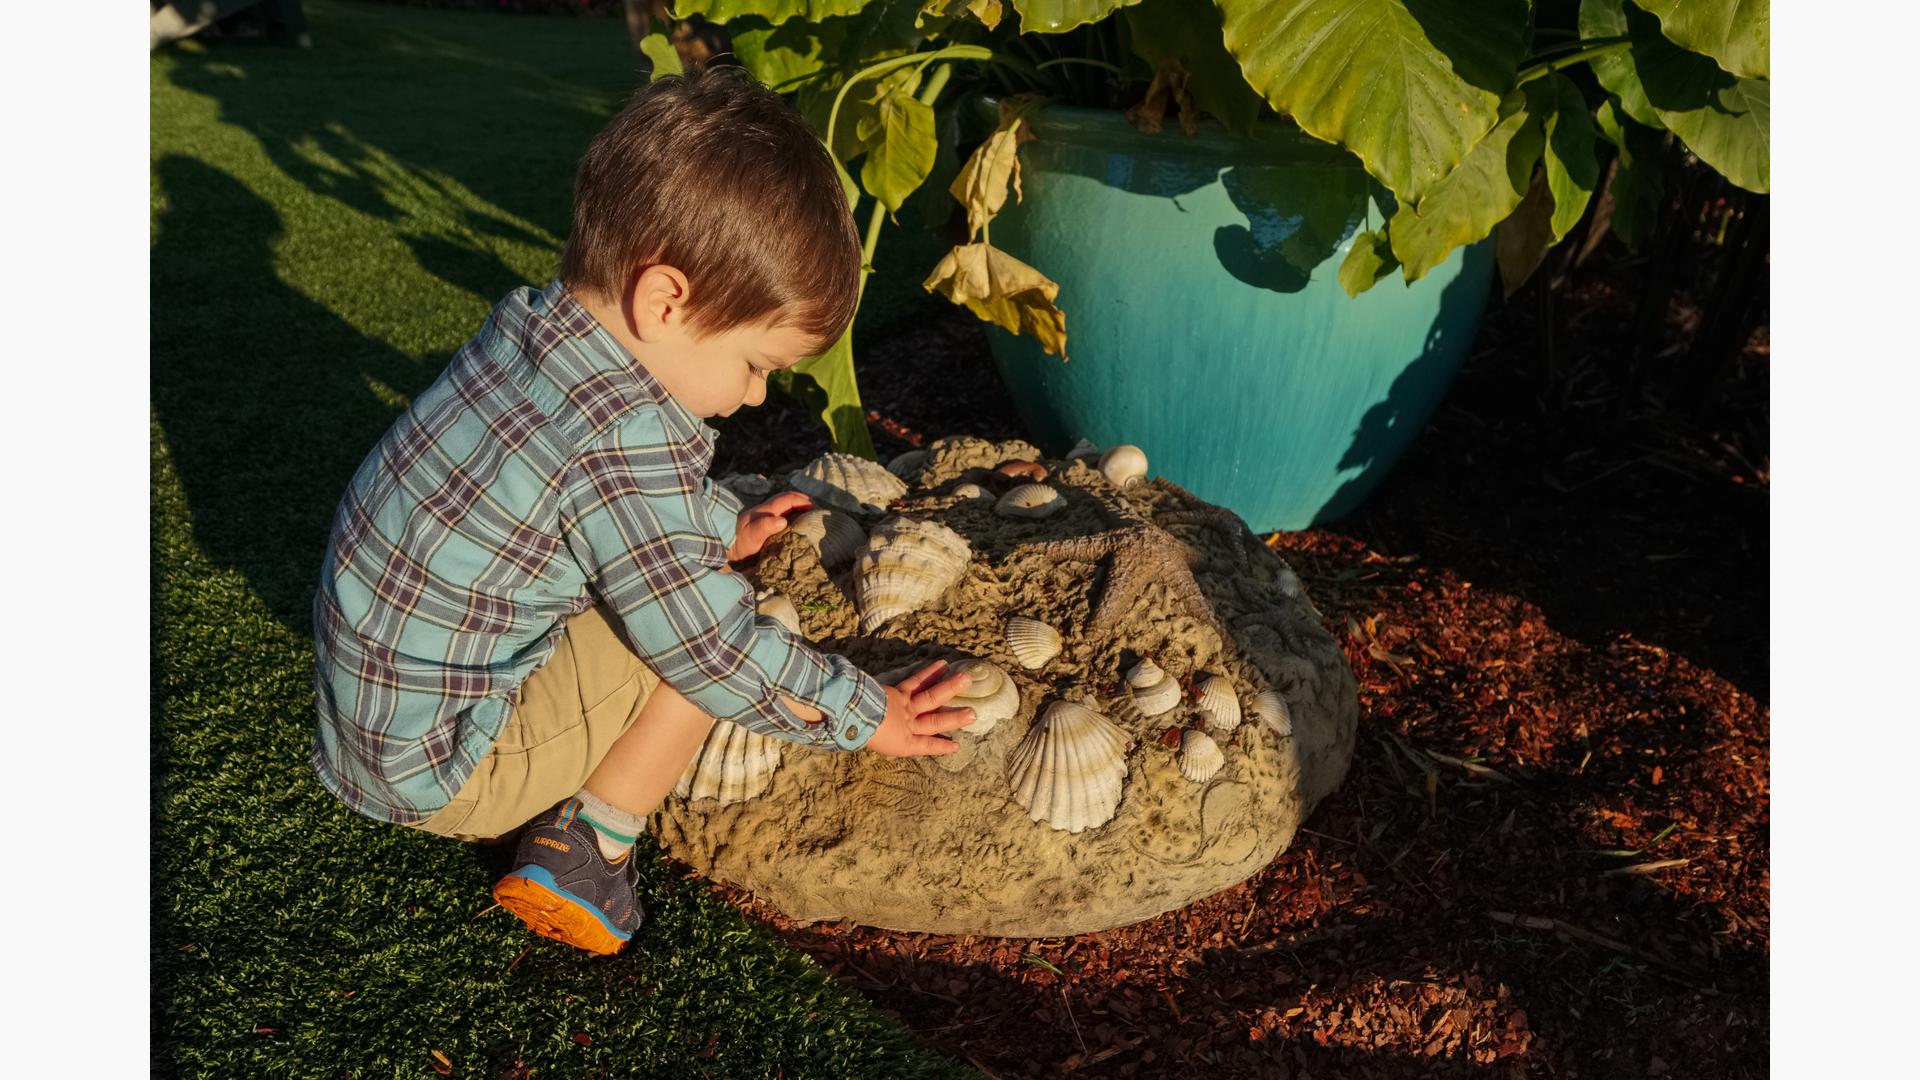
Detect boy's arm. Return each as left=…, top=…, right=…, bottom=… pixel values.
left=560, top=412, right=886, bottom=751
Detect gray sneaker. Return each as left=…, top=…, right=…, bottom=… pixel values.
left=492, top=798, right=643, bottom=955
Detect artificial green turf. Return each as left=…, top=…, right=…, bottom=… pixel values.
left=151, top=3, right=970, bottom=1075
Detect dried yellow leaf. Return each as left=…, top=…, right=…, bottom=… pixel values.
left=1125, top=58, right=1199, bottom=136
left=949, top=94, right=1042, bottom=242
left=923, top=242, right=1068, bottom=360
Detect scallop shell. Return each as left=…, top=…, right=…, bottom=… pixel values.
left=1099, top=445, right=1148, bottom=487
left=756, top=590, right=802, bottom=635
left=720, top=472, right=773, bottom=499
left=1004, top=616, right=1063, bottom=670
left=1007, top=700, right=1131, bottom=833
left=1126, top=658, right=1181, bottom=718
left=950, top=658, right=1021, bottom=736
left=785, top=507, right=866, bottom=570
left=1179, top=729, right=1224, bottom=783
left=1194, top=672, right=1241, bottom=733
left=995, top=483, right=1066, bottom=520
left=852, top=517, right=973, bottom=633
left=1064, top=437, right=1101, bottom=462
left=1251, top=689, right=1293, bottom=737
left=673, top=720, right=783, bottom=805
left=888, top=449, right=930, bottom=479
left=951, top=482, right=990, bottom=502
left=789, top=452, right=908, bottom=515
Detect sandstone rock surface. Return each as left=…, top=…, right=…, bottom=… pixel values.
left=647, top=437, right=1359, bottom=937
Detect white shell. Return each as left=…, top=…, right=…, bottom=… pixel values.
left=1179, top=729, right=1224, bottom=783
left=673, top=720, right=783, bottom=805
left=1064, top=437, right=1101, bottom=462
left=852, top=517, right=973, bottom=633
left=887, top=449, right=930, bottom=478
left=995, top=483, right=1066, bottom=520
left=785, top=507, right=866, bottom=570
left=720, top=472, right=773, bottom=499
left=1004, top=616, right=1063, bottom=670
left=1194, top=672, right=1241, bottom=733
left=756, top=590, right=802, bottom=635
left=950, top=658, right=1021, bottom=735
left=1251, top=689, right=1293, bottom=737
left=951, top=482, right=990, bottom=502
left=789, top=452, right=908, bottom=515
left=1006, top=700, right=1131, bottom=833
left=1099, top=445, right=1148, bottom=487
left=1126, top=658, right=1181, bottom=718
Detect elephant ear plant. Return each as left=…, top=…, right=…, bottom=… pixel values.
left=645, top=0, right=1768, bottom=456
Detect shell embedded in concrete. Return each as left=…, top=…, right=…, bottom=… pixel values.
left=951, top=482, right=990, bottom=502
left=1126, top=657, right=1181, bottom=718
left=1004, top=616, right=1063, bottom=670
left=852, top=517, right=973, bottom=633
left=1006, top=700, right=1131, bottom=833
left=790, top=452, right=908, bottom=515
left=720, top=473, right=773, bottom=499
left=888, top=449, right=930, bottom=479
left=1251, top=689, right=1293, bottom=737
left=1179, top=729, right=1224, bottom=783
left=786, top=507, right=866, bottom=570
left=674, top=720, right=784, bottom=806
left=756, top=590, right=802, bottom=635
left=1194, top=672, right=1241, bottom=733
left=1064, top=437, right=1101, bottom=462
left=996, top=483, right=1066, bottom=520
left=950, top=658, right=1021, bottom=735
left=1099, top=445, right=1148, bottom=487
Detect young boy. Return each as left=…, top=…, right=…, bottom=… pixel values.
left=310, top=66, right=975, bottom=957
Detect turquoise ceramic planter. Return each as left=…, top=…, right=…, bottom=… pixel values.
left=972, top=98, right=1495, bottom=531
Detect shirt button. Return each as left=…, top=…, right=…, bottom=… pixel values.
left=843, top=725, right=857, bottom=740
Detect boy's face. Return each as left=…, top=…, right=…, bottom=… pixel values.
left=585, top=264, right=822, bottom=419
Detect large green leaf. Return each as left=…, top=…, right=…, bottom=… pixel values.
left=639, top=31, right=682, bottom=78
left=856, top=68, right=939, bottom=216
left=727, top=15, right=846, bottom=91
left=774, top=310, right=876, bottom=457
left=1635, top=0, right=1768, bottom=79
left=1216, top=0, right=1531, bottom=206
left=1124, top=0, right=1267, bottom=135
left=1580, top=0, right=1769, bottom=192
left=1013, top=0, right=1143, bottom=34
left=1541, top=73, right=1598, bottom=242
left=1594, top=97, right=1664, bottom=251
left=678, top=0, right=875, bottom=25
left=1492, top=169, right=1555, bottom=297
left=1388, top=84, right=1545, bottom=282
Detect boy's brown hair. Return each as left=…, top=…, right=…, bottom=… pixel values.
left=560, top=66, right=862, bottom=356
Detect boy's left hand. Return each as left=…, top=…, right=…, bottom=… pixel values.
left=726, top=491, right=813, bottom=563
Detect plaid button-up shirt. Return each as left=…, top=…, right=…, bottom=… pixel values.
left=312, top=280, right=888, bottom=824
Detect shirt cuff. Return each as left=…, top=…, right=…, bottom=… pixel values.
left=819, top=667, right=888, bottom=751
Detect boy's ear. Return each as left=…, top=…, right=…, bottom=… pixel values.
left=629, top=264, right=692, bottom=343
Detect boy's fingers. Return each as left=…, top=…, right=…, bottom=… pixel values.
left=911, top=707, right=975, bottom=736
left=762, top=492, right=814, bottom=516
left=893, top=659, right=950, bottom=695
left=910, top=670, right=973, bottom=714
left=909, top=734, right=960, bottom=756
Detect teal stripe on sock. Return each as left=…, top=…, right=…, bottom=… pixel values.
left=577, top=811, right=638, bottom=846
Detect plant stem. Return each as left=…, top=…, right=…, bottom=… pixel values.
left=1516, top=39, right=1630, bottom=84
left=825, top=45, right=992, bottom=156
left=1036, top=57, right=1125, bottom=76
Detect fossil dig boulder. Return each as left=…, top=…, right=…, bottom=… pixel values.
left=648, top=437, right=1359, bottom=937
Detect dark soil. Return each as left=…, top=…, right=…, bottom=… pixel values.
left=703, top=227, right=1768, bottom=1078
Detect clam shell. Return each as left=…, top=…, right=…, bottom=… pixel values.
left=995, top=483, right=1066, bottom=520
left=1064, top=437, right=1101, bottom=462
left=785, top=507, right=866, bottom=570
left=852, top=517, right=973, bottom=633
left=1251, top=689, right=1293, bottom=736
left=1099, top=444, right=1148, bottom=487
left=756, top=590, right=802, bottom=635
left=720, top=472, right=773, bottom=499
left=951, top=482, right=990, bottom=502
left=1179, top=729, right=1224, bottom=783
left=950, top=658, right=1021, bottom=736
left=1007, top=700, right=1131, bottom=833
left=1004, top=616, right=1063, bottom=670
left=1127, top=659, right=1182, bottom=718
left=1194, top=672, right=1241, bottom=733
left=789, top=452, right=908, bottom=515
left=888, top=449, right=930, bottom=479
left=673, top=720, right=783, bottom=805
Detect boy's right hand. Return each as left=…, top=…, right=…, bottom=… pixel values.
left=865, top=659, right=976, bottom=757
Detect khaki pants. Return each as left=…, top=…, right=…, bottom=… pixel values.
left=411, top=604, right=660, bottom=842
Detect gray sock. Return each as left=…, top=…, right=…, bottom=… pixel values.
left=572, top=788, right=648, bottom=862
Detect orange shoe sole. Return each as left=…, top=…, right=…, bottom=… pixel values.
left=492, top=873, right=629, bottom=956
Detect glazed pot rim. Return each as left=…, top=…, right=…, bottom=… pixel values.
left=969, top=92, right=1357, bottom=166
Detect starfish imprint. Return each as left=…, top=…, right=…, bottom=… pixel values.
left=1014, top=524, right=1231, bottom=641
